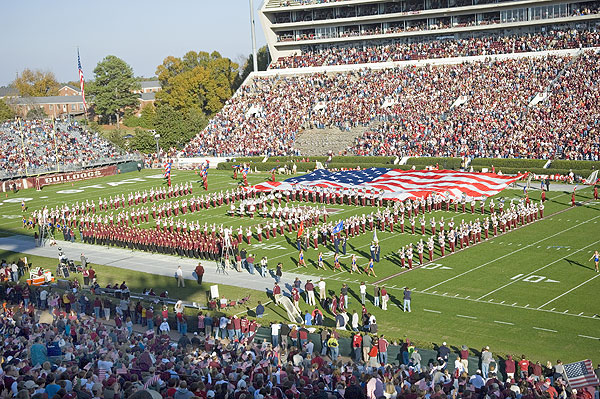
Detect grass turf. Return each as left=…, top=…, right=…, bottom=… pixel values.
left=1, top=168, right=599, bottom=363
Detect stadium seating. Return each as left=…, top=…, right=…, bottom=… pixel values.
left=270, top=27, right=600, bottom=69
left=0, top=120, right=128, bottom=178
left=183, top=50, right=600, bottom=160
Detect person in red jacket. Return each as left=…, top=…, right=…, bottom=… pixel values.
left=518, top=355, right=530, bottom=379
left=505, top=355, right=516, bottom=380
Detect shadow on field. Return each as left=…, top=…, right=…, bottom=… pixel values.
left=565, top=258, right=593, bottom=270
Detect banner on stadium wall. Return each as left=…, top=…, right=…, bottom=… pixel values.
left=0, top=165, right=118, bottom=192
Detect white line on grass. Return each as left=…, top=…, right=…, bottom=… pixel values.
left=478, top=240, right=600, bottom=300
left=533, top=327, right=557, bottom=333
left=422, top=216, right=600, bottom=292
left=494, top=320, right=514, bottom=325
left=384, top=283, right=598, bottom=320
left=423, top=309, right=441, bottom=314
left=457, top=314, right=476, bottom=319
left=537, top=274, right=600, bottom=309
left=577, top=334, right=600, bottom=340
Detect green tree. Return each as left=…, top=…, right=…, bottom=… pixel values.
left=155, top=50, right=239, bottom=116
left=89, top=55, right=140, bottom=125
left=138, top=104, right=156, bottom=129
left=104, top=129, right=126, bottom=149
left=154, top=104, right=185, bottom=149
left=26, top=107, right=47, bottom=119
left=13, top=69, right=59, bottom=97
left=183, top=108, right=208, bottom=142
left=0, top=99, right=14, bottom=121
left=239, top=45, right=271, bottom=84
left=130, top=127, right=157, bottom=153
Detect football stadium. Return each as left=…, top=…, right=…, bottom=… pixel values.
left=0, top=1, right=599, bottom=398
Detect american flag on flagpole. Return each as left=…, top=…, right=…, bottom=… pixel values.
left=77, top=49, right=88, bottom=111
left=251, top=168, right=525, bottom=201
left=163, top=160, right=172, bottom=178
left=564, top=359, right=599, bottom=390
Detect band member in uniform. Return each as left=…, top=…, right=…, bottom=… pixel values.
left=427, top=236, right=435, bottom=262
left=438, top=232, right=445, bottom=257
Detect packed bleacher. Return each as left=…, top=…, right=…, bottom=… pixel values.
left=351, top=50, right=600, bottom=159
left=182, top=49, right=600, bottom=160
left=0, top=120, right=127, bottom=178
left=1, top=263, right=599, bottom=399
left=271, top=27, right=600, bottom=69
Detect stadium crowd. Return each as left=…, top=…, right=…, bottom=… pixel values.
left=270, top=27, right=600, bottom=69
left=0, top=120, right=125, bottom=178
left=183, top=50, right=599, bottom=160
left=1, top=275, right=599, bottom=399
left=351, top=50, right=600, bottom=159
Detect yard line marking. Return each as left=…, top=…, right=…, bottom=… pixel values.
left=423, top=309, right=441, bottom=314
left=457, top=314, right=476, bottom=319
left=478, top=241, right=600, bottom=300
left=550, top=308, right=555, bottom=311
left=500, top=301, right=505, bottom=304
left=538, top=274, right=600, bottom=309
left=394, top=287, right=600, bottom=320
left=422, top=215, right=600, bottom=292
left=454, top=294, right=459, bottom=297
left=465, top=296, right=470, bottom=299
left=525, top=304, right=529, bottom=307
left=563, top=310, right=569, bottom=313
left=494, top=320, right=514, bottom=325
left=533, top=327, right=557, bottom=333
left=578, top=312, right=583, bottom=316
left=578, top=334, right=600, bottom=340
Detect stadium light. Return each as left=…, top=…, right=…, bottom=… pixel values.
left=249, top=0, right=258, bottom=73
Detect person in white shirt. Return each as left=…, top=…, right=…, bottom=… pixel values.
left=318, top=279, right=326, bottom=300
left=359, top=282, right=367, bottom=305
left=39, top=289, right=48, bottom=310
left=351, top=311, right=359, bottom=331
left=160, top=319, right=171, bottom=333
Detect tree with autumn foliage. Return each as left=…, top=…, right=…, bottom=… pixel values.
left=13, top=69, right=60, bottom=97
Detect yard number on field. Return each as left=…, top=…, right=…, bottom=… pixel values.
left=421, top=263, right=452, bottom=270
left=511, top=274, right=560, bottom=283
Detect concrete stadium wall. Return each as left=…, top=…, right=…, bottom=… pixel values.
left=247, top=46, right=599, bottom=78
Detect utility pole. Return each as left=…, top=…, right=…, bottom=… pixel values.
left=249, top=0, right=258, bottom=73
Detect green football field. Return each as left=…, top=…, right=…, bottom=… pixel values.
left=1, top=168, right=599, bottom=364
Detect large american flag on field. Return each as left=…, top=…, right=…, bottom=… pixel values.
left=77, top=49, right=87, bottom=111
left=564, top=359, right=599, bottom=390
left=252, top=168, right=524, bottom=201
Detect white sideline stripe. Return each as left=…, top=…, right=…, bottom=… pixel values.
left=494, top=320, right=514, bottom=325
left=578, top=334, right=600, bottom=340
left=423, top=309, right=441, bottom=314
left=456, top=314, right=476, bottom=319
left=533, top=327, right=557, bottom=333
left=422, top=216, right=600, bottom=292
left=538, top=274, right=600, bottom=309
left=478, top=240, right=600, bottom=300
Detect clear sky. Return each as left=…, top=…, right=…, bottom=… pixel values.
left=0, top=0, right=267, bottom=86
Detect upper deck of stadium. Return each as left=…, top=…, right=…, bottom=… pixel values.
left=259, top=0, right=600, bottom=63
